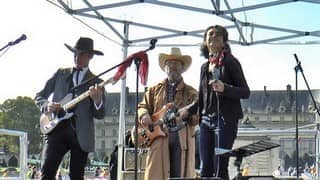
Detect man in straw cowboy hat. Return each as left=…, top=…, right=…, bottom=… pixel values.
left=137, top=47, right=199, bottom=179
left=35, top=37, right=106, bottom=179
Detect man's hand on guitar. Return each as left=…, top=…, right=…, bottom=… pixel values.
left=140, top=113, right=152, bottom=126
left=175, top=108, right=189, bottom=123
left=89, top=84, right=104, bottom=104
left=47, top=102, right=62, bottom=113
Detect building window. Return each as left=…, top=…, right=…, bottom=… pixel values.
left=254, top=116, right=260, bottom=121
left=112, top=140, right=117, bottom=146
left=272, top=116, right=280, bottom=122
left=267, top=116, right=272, bottom=121
left=280, top=116, right=285, bottom=121
left=113, top=129, right=117, bottom=137
left=113, top=118, right=117, bottom=124
left=112, top=108, right=118, bottom=115
left=101, top=140, right=105, bottom=149
left=101, top=129, right=105, bottom=136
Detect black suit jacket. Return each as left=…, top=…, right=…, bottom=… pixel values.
left=189, top=53, right=250, bottom=123
left=35, top=67, right=106, bottom=152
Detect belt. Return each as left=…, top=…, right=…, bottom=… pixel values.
left=168, top=122, right=187, bottom=133
left=201, top=114, right=224, bottom=131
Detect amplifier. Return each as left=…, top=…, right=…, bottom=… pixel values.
left=124, top=148, right=148, bottom=171
left=123, top=171, right=144, bottom=180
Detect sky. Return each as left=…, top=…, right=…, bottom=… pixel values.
left=0, top=0, right=320, bottom=103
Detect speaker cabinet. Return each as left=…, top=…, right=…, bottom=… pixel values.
left=124, top=148, right=148, bottom=171
left=123, top=171, right=144, bottom=180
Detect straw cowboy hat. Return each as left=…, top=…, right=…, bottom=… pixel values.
left=64, top=37, right=104, bottom=56
left=159, top=47, right=192, bottom=72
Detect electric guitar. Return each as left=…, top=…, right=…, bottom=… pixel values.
left=39, top=77, right=115, bottom=134
left=131, top=103, right=177, bottom=148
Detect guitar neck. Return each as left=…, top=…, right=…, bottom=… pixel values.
left=63, top=77, right=114, bottom=110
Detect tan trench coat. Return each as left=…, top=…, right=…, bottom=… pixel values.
left=138, top=79, right=198, bottom=180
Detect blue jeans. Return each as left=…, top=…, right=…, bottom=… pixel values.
left=199, top=116, right=238, bottom=179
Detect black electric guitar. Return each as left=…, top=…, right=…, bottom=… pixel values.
left=39, top=77, right=114, bottom=134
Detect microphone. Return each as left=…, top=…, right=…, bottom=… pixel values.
left=145, top=38, right=157, bottom=52
left=293, top=53, right=303, bottom=72
left=211, top=67, right=220, bottom=83
left=149, top=39, right=157, bottom=50
left=9, top=34, right=27, bottom=46
left=294, top=53, right=300, bottom=65
left=210, top=67, right=221, bottom=96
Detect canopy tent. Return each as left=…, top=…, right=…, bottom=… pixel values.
left=48, top=0, right=320, bottom=46
left=46, top=1, right=320, bottom=179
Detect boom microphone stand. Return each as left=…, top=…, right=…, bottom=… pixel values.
left=293, top=54, right=320, bottom=179
left=71, top=56, right=133, bottom=92
left=0, top=34, right=26, bottom=58
left=133, top=39, right=157, bottom=180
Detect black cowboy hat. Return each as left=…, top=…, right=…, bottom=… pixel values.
left=64, top=37, right=104, bottom=56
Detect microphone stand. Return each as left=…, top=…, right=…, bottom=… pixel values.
left=133, top=57, right=141, bottom=180
left=0, top=35, right=26, bottom=57
left=71, top=58, right=130, bottom=92
left=0, top=43, right=10, bottom=52
left=215, top=91, right=221, bottom=178
left=293, top=54, right=320, bottom=179
left=133, top=39, right=157, bottom=180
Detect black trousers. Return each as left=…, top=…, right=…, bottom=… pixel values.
left=169, top=131, right=181, bottom=178
left=41, top=121, right=88, bottom=180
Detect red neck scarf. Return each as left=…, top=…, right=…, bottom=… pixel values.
left=209, top=50, right=225, bottom=66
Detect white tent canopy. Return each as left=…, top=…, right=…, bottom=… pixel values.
left=49, top=0, right=320, bottom=46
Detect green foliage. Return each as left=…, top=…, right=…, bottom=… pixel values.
left=0, top=96, right=41, bottom=154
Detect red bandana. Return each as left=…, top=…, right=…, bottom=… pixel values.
left=113, top=50, right=149, bottom=85
left=209, top=50, right=225, bottom=66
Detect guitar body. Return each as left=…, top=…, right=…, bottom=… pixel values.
left=132, top=103, right=174, bottom=148
left=39, top=94, right=74, bottom=134
left=39, top=77, right=115, bottom=135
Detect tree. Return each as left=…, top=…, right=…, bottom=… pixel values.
left=0, top=96, right=41, bottom=154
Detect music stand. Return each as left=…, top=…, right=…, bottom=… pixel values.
left=219, top=140, right=280, bottom=180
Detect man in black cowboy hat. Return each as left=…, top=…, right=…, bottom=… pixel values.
left=35, top=37, right=106, bottom=179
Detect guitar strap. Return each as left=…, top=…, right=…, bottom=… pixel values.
left=166, top=83, right=177, bottom=128
left=68, top=69, right=77, bottom=129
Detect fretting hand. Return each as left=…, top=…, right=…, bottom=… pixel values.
left=89, top=84, right=104, bottom=104
left=47, top=102, right=62, bottom=113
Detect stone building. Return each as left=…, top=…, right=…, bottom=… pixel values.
left=94, top=87, right=143, bottom=161
left=231, top=85, right=320, bottom=176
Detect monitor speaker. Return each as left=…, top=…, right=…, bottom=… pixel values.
left=124, top=148, right=148, bottom=171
